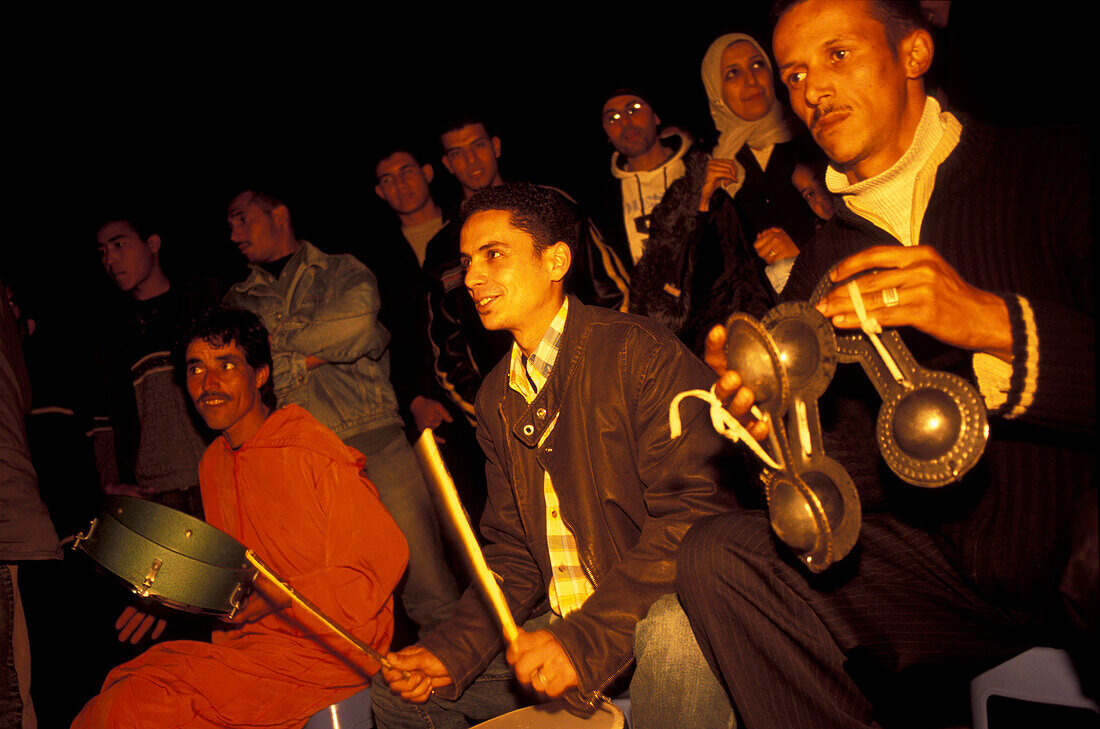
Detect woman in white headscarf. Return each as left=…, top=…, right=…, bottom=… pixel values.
left=629, top=32, right=818, bottom=354
left=699, top=33, right=815, bottom=266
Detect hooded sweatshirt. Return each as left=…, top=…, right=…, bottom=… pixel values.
left=610, top=132, right=691, bottom=264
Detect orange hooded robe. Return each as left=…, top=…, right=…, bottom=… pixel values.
left=73, top=405, right=409, bottom=728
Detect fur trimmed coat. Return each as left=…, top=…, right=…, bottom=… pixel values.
left=628, top=147, right=776, bottom=354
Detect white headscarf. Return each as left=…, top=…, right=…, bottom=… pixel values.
left=701, top=32, right=796, bottom=196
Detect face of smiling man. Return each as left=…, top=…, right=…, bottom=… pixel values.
left=185, top=337, right=270, bottom=449
left=459, top=209, right=570, bottom=356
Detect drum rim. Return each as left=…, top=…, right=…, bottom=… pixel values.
left=74, top=496, right=257, bottom=616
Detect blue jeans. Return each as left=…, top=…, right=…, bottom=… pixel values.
left=372, top=651, right=529, bottom=729
left=631, top=593, right=735, bottom=729
left=348, top=428, right=460, bottom=633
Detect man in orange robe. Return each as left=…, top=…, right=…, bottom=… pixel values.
left=73, top=307, right=409, bottom=728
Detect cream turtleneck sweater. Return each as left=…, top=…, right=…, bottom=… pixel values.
left=825, top=96, right=961, bottom=246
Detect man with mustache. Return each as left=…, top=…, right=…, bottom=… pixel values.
left=675, top=1, right=1096, bottom=727
left=73, top=306, right=408, bottom=728
left=223, top=190, right=459, bottom=637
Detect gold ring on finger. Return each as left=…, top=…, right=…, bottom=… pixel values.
left=882, top=287, right=900, bottom=307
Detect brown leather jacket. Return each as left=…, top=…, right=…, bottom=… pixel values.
left=419, top=297, right=738, bottom=709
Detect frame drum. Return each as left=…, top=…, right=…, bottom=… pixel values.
left=73, top=496, right=256, bottom=617
left=471, top=701, right=625, bottom=729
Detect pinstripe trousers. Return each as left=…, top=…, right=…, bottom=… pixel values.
left=676, top=510, right=1048, bottom=728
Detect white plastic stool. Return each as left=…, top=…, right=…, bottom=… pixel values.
left=304, top=687, right=374, bottom=729
left=970, top=647, right=1098, bottom=729
left=470, top=700, right=624, bottom=727
left=610, top=697, right=632, bottom=727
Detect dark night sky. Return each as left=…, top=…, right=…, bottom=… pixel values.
left=7, top=4, right=1092, bottom=379
left=10, top=7, right=774, bottom=317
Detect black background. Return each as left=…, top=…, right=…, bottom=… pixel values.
left=6, top=3, right=1092, bottom=355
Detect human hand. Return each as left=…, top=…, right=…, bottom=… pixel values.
left=815, top=245, right=1012, bottom=361
left=410, top=396, right=454, bottom=432
left=506, top=629, right=579, bottom=698
left=699, top=158, right=740, bottom=212
left=703, top=325, right=771, bottom=442
left=379, top=645, right=454, bottom=703
left=754, top=228, right=800, bottom=264
left=115, top=605, right=166, bottom=645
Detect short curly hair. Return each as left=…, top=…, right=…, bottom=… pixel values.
left=175, top=306, right=276, bottom=409
left=459, top=182, right=577, bottom=258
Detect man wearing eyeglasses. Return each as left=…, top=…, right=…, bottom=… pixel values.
left=599, top=88, right=696, bottom=270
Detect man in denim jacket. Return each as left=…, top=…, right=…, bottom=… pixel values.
left=223, top=190, right=458, bottom=636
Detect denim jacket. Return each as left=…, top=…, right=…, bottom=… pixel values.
left=224, top=241, right=403, bottom=440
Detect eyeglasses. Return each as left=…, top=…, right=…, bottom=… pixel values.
left=603, top=101, right=648, bottom=127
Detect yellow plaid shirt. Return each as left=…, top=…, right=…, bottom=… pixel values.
left=506, top=298, right=596, bottom=617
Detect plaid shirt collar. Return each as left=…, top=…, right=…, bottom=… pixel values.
left=508, top=298, right=569, bottom=400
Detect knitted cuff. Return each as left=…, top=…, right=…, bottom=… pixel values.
left=998, top=293, right=1038, bottom=419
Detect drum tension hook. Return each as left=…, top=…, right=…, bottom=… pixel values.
left=137, top=559, right=163, bottom=597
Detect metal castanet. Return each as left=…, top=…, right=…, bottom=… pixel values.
left=810, top=270, right=990, bottom=489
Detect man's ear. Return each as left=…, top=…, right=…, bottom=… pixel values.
left=492, top=136, right=502, bottom=159
left=146, top=233, right=162, bottom=255
left=441, top=155, right=455, bottom=176
left=901, top=28, right=934, bottom=79
left=423, top=163, right=434, bottom=183
left=255, top=364, right=270, bottom=390
left=547, top=240, right=572, bottom=283
left=271, top=204, right=290, bottom=228
left=374, top=184, right=386, bottom=201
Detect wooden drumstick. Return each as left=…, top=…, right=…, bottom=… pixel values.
left=414, top=429, right=520, bottom=645
left=245, top=550, right=408, bottom=676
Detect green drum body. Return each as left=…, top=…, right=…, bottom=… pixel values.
left=74, top=496, right=256, bottom=617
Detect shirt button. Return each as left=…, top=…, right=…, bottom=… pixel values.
left=523, top=424, right=535, bottom=436
left=536, top=407, right=547, bottom=419
left=557, top=566, right=566, bottom=573
left=550, top=509, right=558, bottom=518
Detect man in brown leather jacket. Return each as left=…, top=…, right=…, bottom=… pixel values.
left=372, top=183, right=752, bottom=729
